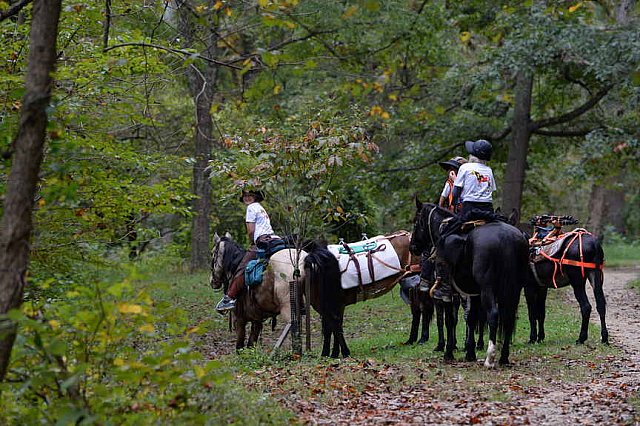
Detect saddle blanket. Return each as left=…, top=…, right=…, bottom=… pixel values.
left=327, top=235, right=401, bottom=290
left=531, top=228, right=586, bottom=261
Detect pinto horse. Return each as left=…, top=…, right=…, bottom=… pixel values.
left=209, top=233, right=306, bottom=351
left=525, top=229, right=608, bottom=345
left=304, top=231, right=415, bottom=358
left=410, top=201, right=529, bottom=367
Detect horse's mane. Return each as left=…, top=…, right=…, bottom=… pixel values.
left=219, top=236, right=246, bottom=272
left=420, top=202, right=454, bottom=218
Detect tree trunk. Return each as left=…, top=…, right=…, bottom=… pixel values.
left=176, top=3, right=218, bottom=270
left=502, top=71, right=533, bottom=215
left=0, top=0, right=62, bottom=381
left=587, top=183, right=626, bottom=239
left=585, top=0, right=634, bottom=240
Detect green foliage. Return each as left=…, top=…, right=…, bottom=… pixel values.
left=0, top=268, right=291, bottom=425
left=603, top=233, right=640, bottom=267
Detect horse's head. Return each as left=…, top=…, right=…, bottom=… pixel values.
left=409, top=197, right=450, bottom=256
left=209, top=232, right=243, bottom=291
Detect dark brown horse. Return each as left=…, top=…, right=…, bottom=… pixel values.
left=209, top=233, right=306, bottom=351
left=304, top=231, right=415, bottom=358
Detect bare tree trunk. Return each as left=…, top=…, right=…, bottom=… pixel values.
left=0, top=0, right=62, bottom=381
left=502, top=71, right=533, bottom=214
left=176, top=2, right=218, bottom=270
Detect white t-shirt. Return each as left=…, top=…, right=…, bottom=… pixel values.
left=245, top=202, right=274, bottom=242
left=453, top=162, right=496, bottom=203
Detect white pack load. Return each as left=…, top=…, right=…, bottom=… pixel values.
left=327, top=235, right=402, bottom=290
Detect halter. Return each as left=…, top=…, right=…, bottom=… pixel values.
left=210, top=239, right=244, bottom=292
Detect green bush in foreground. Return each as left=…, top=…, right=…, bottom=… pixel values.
left=0, top=271, right=291, bottom=425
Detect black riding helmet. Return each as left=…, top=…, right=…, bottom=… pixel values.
left=464, top=139, right=493, bottom=161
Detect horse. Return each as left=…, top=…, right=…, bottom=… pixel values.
left=209, top=233, right=307, bottom=351
left=304, top=231, right=415, bottom=358
left=410, top=200, right=529, bottom=367
left=525, top=229, right=607, bottom=345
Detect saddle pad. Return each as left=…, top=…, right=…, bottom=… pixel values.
left=534, top=230, right=576, bottom=259
left=327, top=236, right=401, bottom=290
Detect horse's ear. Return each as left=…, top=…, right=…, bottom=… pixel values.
left=224, top=231, right=232, bottom=239
left=414, top=194, right=422, bottom=211
left=509, top=208, right=520, bottom=226
left=214, top=232, right=220, bottom=244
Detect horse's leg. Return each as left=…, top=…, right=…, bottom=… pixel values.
left=481, top=289, right=499, bottom=368
left=321, top=317, right=332, bottom=357
left=572, top=274, right=592, bottom=344
left=524, top=284, right=539, bottom=344
left=434, top=300, right=445, bottom=351
left=452, top=295, right=460, bottom=350
left=476, top=314, right=485, bottom=350
left=336, top=306, right=350, bottom=357
left=247, top=321, right=263, bottom=348
left=236, top=317, right=247, bottom=352
left=406, top=290, right=421, bottom=344
left=443, top=301, right=455, bottom=361
left=589, top=269, right=608, bottom=344
left=536, top=287, right=548, bottom=343
left=464, top=296, right=479, bottom=362
left=419, top=292, right=433, bottom=344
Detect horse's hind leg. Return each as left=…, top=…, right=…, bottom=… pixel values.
left=589, top=269, right=608, bottom=344
left=464, top=296, right=480, bottom=362
left=481, top=289, right=499, bottom=368
left=524, top=284, right=539, bottom=344
left=321, top=318, right=332, bottom=357
left=406, top=291, right=421, bottom=344
left=572, top=276, right=592, bottom=344
left=337, top=308, right=350, bottom=357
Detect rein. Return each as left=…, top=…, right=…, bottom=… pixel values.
left=212, top=239, right=245, bottom=292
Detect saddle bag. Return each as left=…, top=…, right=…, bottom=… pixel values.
left=245, top=258, right=268, bottom=287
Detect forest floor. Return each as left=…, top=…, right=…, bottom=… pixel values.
left=203, top=268, right=640, bottom=425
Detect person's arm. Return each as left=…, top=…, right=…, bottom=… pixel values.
left=438, top=196, right=447, bottom=208
left=246, top=222, right=256, bottom=243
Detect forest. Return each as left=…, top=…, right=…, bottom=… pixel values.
left=1, top=0, right=640, bottom=424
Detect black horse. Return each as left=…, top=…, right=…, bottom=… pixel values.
left=410, top=200, right=529, bottom=367
left=304, top=244, right=351, bottom=358
left=525, top=229, right=607, bottom=345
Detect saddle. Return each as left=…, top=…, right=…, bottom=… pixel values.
left=245, top=237, right=294, bottom=287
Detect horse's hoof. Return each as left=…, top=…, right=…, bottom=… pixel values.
left=527, top=340, right=536, bottom=345
left=444, top=353, right=455, bottom=362
left=499, top=358, right=511, bottom=366
left=576, top=339, right=586, bottom=345
left=404, top=340, right=416, bottom=345
left=434, top=345, right=444, bottom=352
left=465, top=354, right=477, bottom=362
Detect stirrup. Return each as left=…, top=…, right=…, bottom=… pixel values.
left=216, top=296, right=236, bottom=312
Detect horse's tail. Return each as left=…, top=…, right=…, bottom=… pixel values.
left=304, top=244, right=342, bottom=315
left=497, top=240, right=528, bottom=343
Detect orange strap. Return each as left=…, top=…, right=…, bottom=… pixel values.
left=539, top=229, right=604, bottom=288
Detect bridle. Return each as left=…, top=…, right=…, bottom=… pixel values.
left=413, top=204, right=439, bottom=253
left=210, top=240, right=233, bottom=291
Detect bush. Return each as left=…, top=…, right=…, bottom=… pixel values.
left=0, top=271, right=291, bottom=425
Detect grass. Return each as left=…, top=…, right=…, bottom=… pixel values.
left=603, top=239, right=640, bottom=268
left=130, top=252, right=635, bottom=421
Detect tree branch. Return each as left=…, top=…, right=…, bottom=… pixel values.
left=103, top=42, right=243, bottom=70
left=0, top=0, right=32, bottom=23
left=379, top=141, right=463, bottom=173
left=533, top=128, right=598, bottom=137
left=530, top=84, right=614, bottom=131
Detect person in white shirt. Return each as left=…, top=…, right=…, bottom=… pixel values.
left=451, top=139, right=496, bottom=216
left=216, top=190, right=276, bottom=312
left=438, top=156, right=467, bottom=212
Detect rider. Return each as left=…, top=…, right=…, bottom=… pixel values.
left=451, top=139, right=496, bottom=218
left=215, top=189, right=277, bottom=312
left=438, top=156, right=467, bottom=212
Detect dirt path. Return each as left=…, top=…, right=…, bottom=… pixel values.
left=284, top=268, right=640, bottom=425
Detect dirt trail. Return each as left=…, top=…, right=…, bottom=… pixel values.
left=288, top=268, right=640, bottom=425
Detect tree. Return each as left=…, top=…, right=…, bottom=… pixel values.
left=0, top=0, right=62, bottom=381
